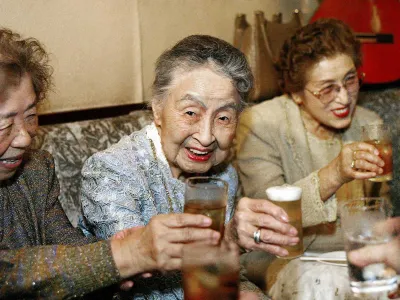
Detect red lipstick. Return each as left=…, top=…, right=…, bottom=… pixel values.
left=332, top=107, right=350, bottom=118
left=185, top=148, right=213, bottom=162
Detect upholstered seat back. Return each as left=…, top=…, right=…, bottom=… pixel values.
left=31, top=110, right=153, bottom=226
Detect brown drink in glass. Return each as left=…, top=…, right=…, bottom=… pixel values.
left=184, top=177, right=228, bottom=239
left=365, top=140, right=393, bottom=182
left=266, top=185, right=303, bottom=258
left=362, top=124, right=393, bottom=182
left=183, top=242, right=239, bottom=300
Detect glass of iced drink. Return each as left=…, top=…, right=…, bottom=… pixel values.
left=340, top=197, right=397, bottom=295
left=266, top=185, right=303, bottom=259
left=183, top=241, right=239, bottom=300
left=184, top=177, right=227, bottom=239
left=362, top=124, right=393, bottom=182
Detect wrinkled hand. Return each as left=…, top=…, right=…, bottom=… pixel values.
left=112, top=227, right=152, bottom=291
left=111, top=213, right=220, bottom=278
left=333, top=141, right=384, bottom=184
left=348, top=217, right=400, bottom=273
left=226, top=197, right=299, bottom=256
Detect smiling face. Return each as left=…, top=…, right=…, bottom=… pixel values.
left=292, top=54, right=359, bottom=137
left=152, top=66, right=241, bottom=178
left=0, top=73, right=38, bottom=180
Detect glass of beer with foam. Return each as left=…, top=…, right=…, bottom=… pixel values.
left=184, top=177, right=228, bottom=239
left=266, top=185, right=303, bottom=259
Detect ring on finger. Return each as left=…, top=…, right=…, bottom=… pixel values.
left=253, top=228, right=261, bottom=244
left=351, top=159, right=356, bottom=169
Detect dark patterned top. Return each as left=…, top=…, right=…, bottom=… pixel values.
left=0, top=149, right=119, bottom=299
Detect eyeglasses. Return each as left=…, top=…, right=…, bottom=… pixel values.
left=305, top=73, right=364, bottom=105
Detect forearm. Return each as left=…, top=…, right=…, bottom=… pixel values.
left=0, top=241, right=119, bottom=299
left=318, top=157, right=343, bottom=201
left=294, top=172, right=337, bottom=227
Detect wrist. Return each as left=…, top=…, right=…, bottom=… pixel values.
left=326, top=158, right=346, bottom=187
left=111, top=239, right=130, bottom=278
left=111, top=238, right=144, bottom=279
left=318, top=162, right=345, bottom=201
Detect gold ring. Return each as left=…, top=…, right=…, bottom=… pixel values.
left=351, top=160, right=356, bottom=169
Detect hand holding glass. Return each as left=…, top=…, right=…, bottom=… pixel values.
left=362, top=124, right=393, bottom=182
left=340, top=197, right=397, bottom=295
left=266, top=185, right=303, bottom=258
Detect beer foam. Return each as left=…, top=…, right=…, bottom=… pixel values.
left=265, top=185, right=302, bottom=201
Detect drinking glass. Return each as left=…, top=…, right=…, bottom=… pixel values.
left=340, top=197, right=397, bottom=295
left=182, top=241, right=240, bottom=300
left=362, top=124, right=393, bottom=182
left=266, top=185, right=303, bottom=258
left=185, top=177, right=228, bottom=238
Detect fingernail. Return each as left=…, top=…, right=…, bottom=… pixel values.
left=281, top=215, right=289, bottom=222
left=289, top=240, right=299, bottom=246
left=289, top=228, right=298, bottom=236
left=213, top=232, right=221, bottom=240
left=374, top=149, right=379, bottom=155
left=202, top=218, right=212, bottom=225
left=281, top=249, right=289, bottom=256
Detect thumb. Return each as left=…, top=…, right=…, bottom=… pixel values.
left=119, top=280, right=134, bottom=291
left=348, top=244, right=388, bottom=267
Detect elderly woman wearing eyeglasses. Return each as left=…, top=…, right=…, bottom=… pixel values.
left=236, top=18, right=385, bottom=256
left=235, top=18, right=388, bottom=298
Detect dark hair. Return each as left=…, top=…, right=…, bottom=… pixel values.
left=151, top=35, right=253, bottom=108
left=0, top=28, right=53, bottom=102
left=275, top=18, right=362, bottom=94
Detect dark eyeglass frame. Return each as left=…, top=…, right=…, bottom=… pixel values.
left=304, top=72, right=365, bottom=105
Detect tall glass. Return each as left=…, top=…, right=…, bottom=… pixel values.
left=184, top=177, right=228, bottom=238
left=340, top=197, right=397, bottom=295
left=362, top=124, right=393, bottom=182
left=183, top=242, right=240, bottom=300
left=266, top=185, right=303, bottom=259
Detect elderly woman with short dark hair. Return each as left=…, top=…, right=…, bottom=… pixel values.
left=235, top=19, right=385, bottom=298
left=80, top=35, right=298, bottom=299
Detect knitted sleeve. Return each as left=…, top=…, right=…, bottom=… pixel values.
left=0, top=240, right=119, bottom=299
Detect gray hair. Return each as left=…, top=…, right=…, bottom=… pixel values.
left=0, top=27, right=53, bottom=102
left=151, top=35, right=253, bottom=109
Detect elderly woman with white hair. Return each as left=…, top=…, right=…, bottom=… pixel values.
left=80, top=35, right=298, bottom=299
